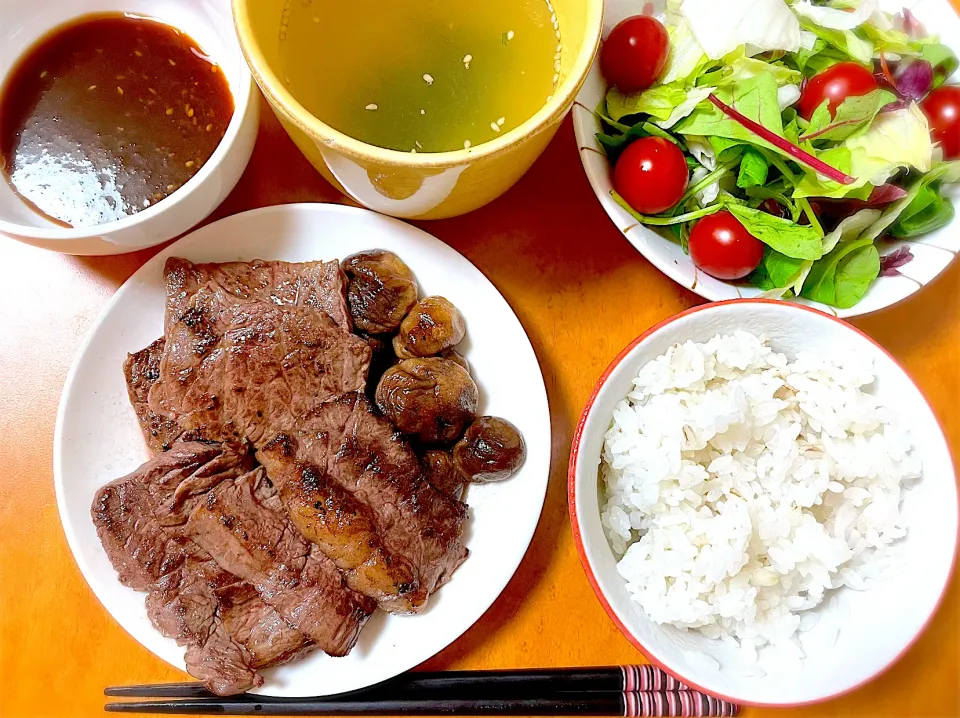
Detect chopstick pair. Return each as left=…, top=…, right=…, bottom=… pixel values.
left=105, top=665, right=740, bottom=716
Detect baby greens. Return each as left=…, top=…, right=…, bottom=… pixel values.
left=597, top=0, right=960, bottom=308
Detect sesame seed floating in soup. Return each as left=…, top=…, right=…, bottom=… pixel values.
left=0, top=13, right=234, bottom=228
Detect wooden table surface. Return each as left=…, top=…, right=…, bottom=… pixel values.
left=1, top=97, right=958, bottom=718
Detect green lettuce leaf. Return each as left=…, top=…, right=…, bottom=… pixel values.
left=606, top=84, right=688, bottom=123
left=675, top=74, right=784, bottom=144
left=800, top=21, right=874, bottom=65
left=790, top=38, right=849, bottom=74
left=727, top=204, right=824, bottom=259
left=661, top=17, right=712, bottom=86
left=801, top=237, right=880, bottom=308
left=889, top=185, right=955, bottom=237
left=921, top=43, right=960, bottom=89
left=737, top=148, right=769, bottom=188
left=801, top=89, right=898, bottom=142
left=761, top=250, right=806, bottom=288
left=861, top=24, right=923, bottom=57
left=717, top=56, right=802, bottom=87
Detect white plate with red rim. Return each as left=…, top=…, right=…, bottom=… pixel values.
left=572, top=0, right=960, bottom=318
left=568, top=299, right=958, bottom=706
left=53, top=203, right=551, bottom=697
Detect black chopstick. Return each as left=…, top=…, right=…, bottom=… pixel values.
left=106, top=665, right=691, bottom=699
left=104, top=691, right=738, bottom=716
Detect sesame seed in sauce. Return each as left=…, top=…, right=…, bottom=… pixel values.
left=464, top=140, right=471, bottom=149
left=148, top=87, right=157, bottom=94
left=365, top=103, right=378, bottom=111
left=167, top=184, right=176, bottom=192
left=166, top=108, right=174, bottom=115
left=116, top=74, right=126, bottom=80
left=507, top=30, right=515, bottom=40
left=420, top=109, right=426, bottom=115
left=185, top=160, right=195, bottom=168
left=415, top=140, right=422, bottom=149
left=313, top=16, right=320, bottom=22
left=206, top=123, right=214, bottom=132
left=168, top=59, right=176, bottom=66
left=88, top=84, right=97, bottom=91
left=116, top=86, right=124, bottom=95
left=490, top=122, right=500, bottom=133
left=187, top=108, right=195, bottom=117
left=423, top=73, right=434, bottom=85
left=40, top=70, right=48, bottom=79
left=134, top=50, right=143, bottom=57
left=497, top=117, right=505, bottom=126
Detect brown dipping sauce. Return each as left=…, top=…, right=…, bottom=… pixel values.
left=0, top=14, right=233, bottom=227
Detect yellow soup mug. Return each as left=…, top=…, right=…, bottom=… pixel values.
left=232, top=0, right=603, bottom=220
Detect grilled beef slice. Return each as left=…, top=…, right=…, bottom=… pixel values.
left=91, top=441, right=311, bottom=694
left=148, top=288, right=371, bottom=447
left=163, top=257, right=351, bottom=334
left=186, top=468, right=374, bottom=655
left=258, top=393, right=469, bottom=613
left=123, top=338, right=186, bottom=453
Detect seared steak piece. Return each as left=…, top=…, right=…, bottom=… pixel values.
left=163, top=257, right=352, bottom=333
left=91, top=441, right=311, bottom=695
left=91, top=442, right=250, bottom=589
left=149, top=288, right=371, bottom=447
left=123, top=338, right=184, bottom=453
left=186, top=469, right=375, bottom=654
left=259, top=435, right=421, bottom=613
left=258, top=393, right=469, bottom=613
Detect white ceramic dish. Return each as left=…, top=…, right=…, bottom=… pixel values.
left=54, top=203, right=551, bottom=696
left=0, top=0, right=258, bottom=255
left=568, top=299, right=958, bottom=706
left=572, top=0, right=960, bottom=318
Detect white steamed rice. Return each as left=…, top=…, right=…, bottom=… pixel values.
left=600, top=331, right=920, bottom=658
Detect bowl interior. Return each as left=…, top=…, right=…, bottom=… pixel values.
left=0, top=0, right=247, bottom=233
left=234, top=0, right=601, bottom=164
left=572, top=0, right=960, bottom=318
left=572, top=301, right=958, bottom=705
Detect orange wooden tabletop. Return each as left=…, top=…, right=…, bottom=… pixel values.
left=1, top=95, right=959, bottom=718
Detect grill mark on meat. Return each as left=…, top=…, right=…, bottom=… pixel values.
left=258, top=394, right=469, bottom=613
left=258, top=434, right=421, bottom=613
left=163, top=258, right=352, bottom=334
left=123, top=339, right=188, bottom=452
left=185, top=468, right=374, bottom=654
left=91, top=441, right=312, bottom=695
left=149, top=289, right=371, bottom=447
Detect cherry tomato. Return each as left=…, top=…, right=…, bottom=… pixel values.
left=688, top=211, right=764, bottom=281
left=921, top=85, right=960, bottom=159
left=600, top=15, right=669, bottom=94
left=797, top=62, right=879, bottom=120
left=614, top=137, right=688, bottom=215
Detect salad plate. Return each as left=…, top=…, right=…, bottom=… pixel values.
left=573, top=0, right=960, bottom=317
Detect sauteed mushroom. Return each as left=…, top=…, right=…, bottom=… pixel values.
left=342, top=250, right=418, bottom=334
left=375, top=357, right=478, bottom=443
left=422, top=450, right=468, bottom=502
left=393, top=296, right=465, bottom=359
left=453, top=416, right=526, bottom=482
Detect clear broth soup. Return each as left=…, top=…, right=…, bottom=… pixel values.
left=279, top=0, right=560, bottom=153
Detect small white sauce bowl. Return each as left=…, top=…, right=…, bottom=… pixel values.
left=568, top=300, right=958, bottom=706
left=0, top=0, right=258, bottom=255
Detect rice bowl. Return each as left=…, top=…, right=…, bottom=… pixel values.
left=568, top=300, right=958, bottom=706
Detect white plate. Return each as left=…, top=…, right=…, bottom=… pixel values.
left=53, top=203, right=551, bottom=697
left=573, top=0, right=960, bottom=318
